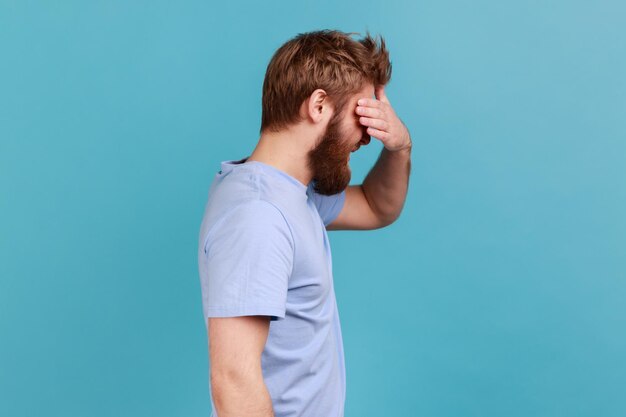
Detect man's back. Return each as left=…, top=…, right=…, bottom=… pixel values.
left=198, top=157, right=347, bottom=417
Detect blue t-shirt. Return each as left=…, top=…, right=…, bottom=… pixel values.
left=197, top=157, right=347, bottom=417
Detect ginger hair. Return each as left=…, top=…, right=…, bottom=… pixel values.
left=259, top=29, right=392, bottom=134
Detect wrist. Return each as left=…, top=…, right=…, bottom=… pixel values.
left=393, top=141, right=412, bottom=154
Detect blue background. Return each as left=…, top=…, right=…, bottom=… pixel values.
left=1, top=1, right=625, bottom=416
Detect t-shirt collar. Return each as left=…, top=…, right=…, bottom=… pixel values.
left=219, top=156, right=311, bottom=195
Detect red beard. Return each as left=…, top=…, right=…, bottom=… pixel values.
left=307, top=112, right=354, bottom=195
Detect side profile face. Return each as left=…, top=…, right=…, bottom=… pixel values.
left=308, top=83, right=375, bottom=195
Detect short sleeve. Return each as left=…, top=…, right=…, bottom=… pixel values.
left=308, top=182, right=346, bottom=226
left=201, top=200, right=294, bottom=321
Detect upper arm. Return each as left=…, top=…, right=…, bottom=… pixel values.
left=208, top=316, right=270, bottom=381
left=202, top=200, right=293, bottom=321
left=326, top=184, right=390, bottom=231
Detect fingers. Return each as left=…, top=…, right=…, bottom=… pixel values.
left=357, top=98, right=383, bottom=108
left=358, top=116, right=389, bottom=131
left=366, top=126, right=389, bottom=140
left=355, top=105, right=384, bottom=119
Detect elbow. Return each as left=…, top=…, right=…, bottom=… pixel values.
left=210, top=367, right=271, bottom=414
left=210, top=364, right=263, bottom=390
left=377, top=210, right=402, bottom=228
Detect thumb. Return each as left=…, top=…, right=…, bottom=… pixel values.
left=375, top=85, right=389, bottom=104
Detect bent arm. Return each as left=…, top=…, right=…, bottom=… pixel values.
left=362, top=145, right=412, bottom=225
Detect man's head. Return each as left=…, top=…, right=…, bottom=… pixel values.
left=306, top=82, right=375, bottom=194
left=259, top=29, right=392, bottom=195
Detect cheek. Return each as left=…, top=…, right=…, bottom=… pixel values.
left=355, top=117, right=367, bottom=137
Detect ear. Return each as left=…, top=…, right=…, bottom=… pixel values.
left=304, top=89, right=333, bottom=124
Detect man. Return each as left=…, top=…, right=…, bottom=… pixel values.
left=197, top=29, right=411, bottom=417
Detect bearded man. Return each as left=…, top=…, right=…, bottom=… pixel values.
left=198, top=29, right=411, bottom=417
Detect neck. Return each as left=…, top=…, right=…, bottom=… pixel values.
left=247, top=127, right=317, bottom=187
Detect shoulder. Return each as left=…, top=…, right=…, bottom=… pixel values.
left=203, top=199, right=294, bottom=254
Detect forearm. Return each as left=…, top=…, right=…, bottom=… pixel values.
left=211, top=372, right=274, bottom=417
left=362, top=144, right=412, bottom=224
